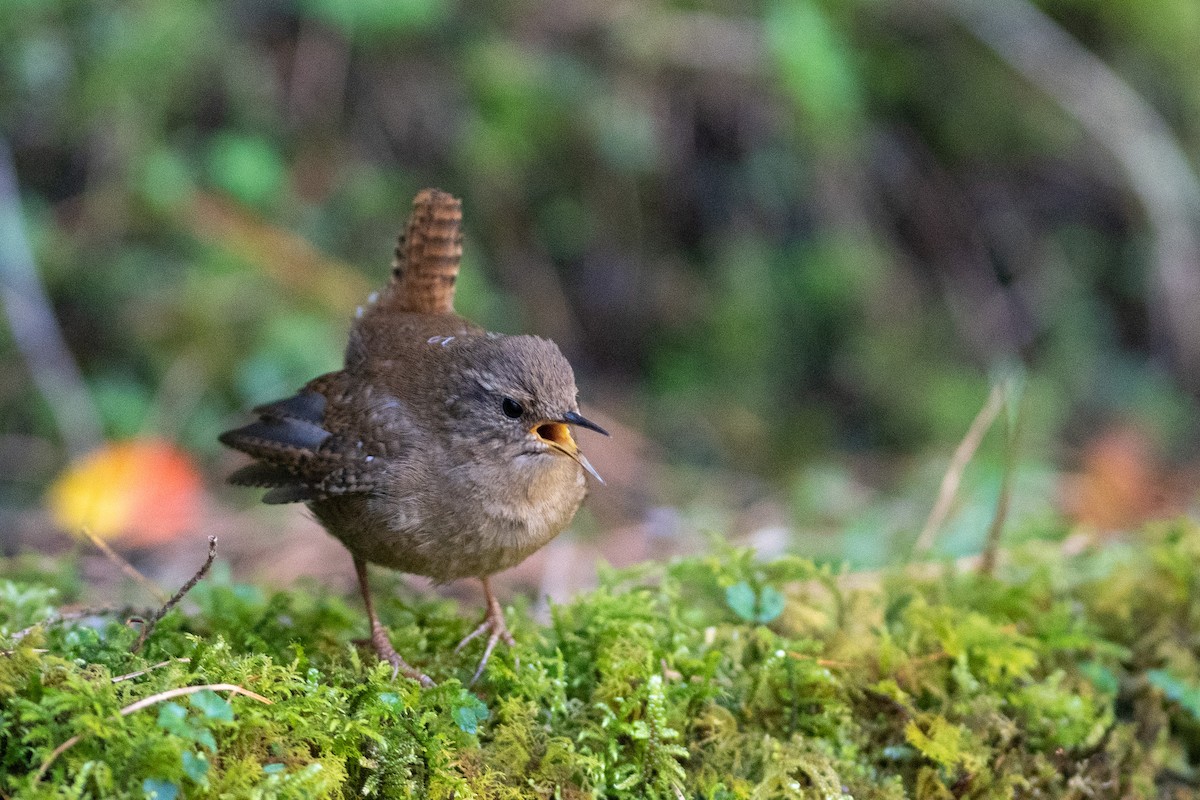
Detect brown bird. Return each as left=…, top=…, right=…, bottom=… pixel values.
left=219, top=189, right=606, bottom=685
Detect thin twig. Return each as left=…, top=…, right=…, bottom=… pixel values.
left=118, top=682, right=272, bottom=715
left=34, top=737, right=82, bottom=785
left=35, top=682, right=271, bottom=781
left=110, top=658, right=192, bottom=683
left=787, top=652, right=853, bottom=669
left=80, top=528, right=169, bottom=604
left=133, top=536, right=217, bottom=652
left=980, top=380, right=1027, bottom=575
left=913, top=384, right=1006, bottom=554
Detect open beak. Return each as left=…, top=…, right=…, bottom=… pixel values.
left=532, top=411, right=608, bottom=484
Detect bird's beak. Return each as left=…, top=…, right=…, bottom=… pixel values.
left=532, top=411, right=608, bottom=484
left=562, top=410, right=609, bottom=436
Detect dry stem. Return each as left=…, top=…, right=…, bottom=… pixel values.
left=133, top=536, right=218, bottom=652
left=980, top=384, right=1027, bottom=575
left=81, top=528, right=169, bottom=604
left=913, top=384, right=1006, bottom=554
left=111, top=658, right=192, bottom=683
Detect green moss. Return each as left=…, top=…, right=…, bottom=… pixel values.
left=2, top=520, right=1199, bottom=798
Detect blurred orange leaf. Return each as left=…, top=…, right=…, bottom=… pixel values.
left=1059, top=425, right=1173, bottom=531
left=47, top=439, right=202, bottom=547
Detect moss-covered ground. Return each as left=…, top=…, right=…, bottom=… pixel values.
left=2, top=520, right=1199, bottom=798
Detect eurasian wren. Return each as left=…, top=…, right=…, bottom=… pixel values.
left=220, top=189, right=606, bottom=685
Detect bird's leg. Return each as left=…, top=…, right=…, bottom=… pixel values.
left=354, top=557, right=433, bottom=687
left=455, top=576, right=516, bottom=685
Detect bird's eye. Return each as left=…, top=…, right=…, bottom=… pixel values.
left=501, top=397, right=524, bottom=418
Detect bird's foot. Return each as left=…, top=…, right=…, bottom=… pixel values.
left=455, top=593, right=516, bottom=685
left=354, top=557, right=433, bottom=687
left=371, top=624, right=434, bottom=687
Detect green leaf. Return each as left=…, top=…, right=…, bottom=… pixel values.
left=725, top=581, right=786, bottom=623
left=451, top=690, right=490, bottom=734
left=1148, top=669, right=1200, bottom=721
left=764, top=0, right=864, bottom=142
left=157, top=700, right=218, bottom=751
left=142, top=779, right=179, bottom=800
left=181, top=751, right=208, bottom=783
left=190, top=689, right=234, bottom=722
left=757, top=586, right=786, bottom=623
left=725, top=582, right=758, bottom=622
left=195, top=729, right=218, bottom=753
left=156, top=702, right=192, bottom=737
left=1079, top=661, right=1120, bottom=696
left=205, top=133, right=284, bottom=212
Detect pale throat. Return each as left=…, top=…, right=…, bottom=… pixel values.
left=511, top=449, right=583, bottom=494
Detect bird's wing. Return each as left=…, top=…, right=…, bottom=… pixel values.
left=219, top=371, right=399, bottom=504
left=220, top=312, right=477, bottom=504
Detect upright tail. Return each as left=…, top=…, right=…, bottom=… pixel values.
left=378, top=188, right=463, bottom=315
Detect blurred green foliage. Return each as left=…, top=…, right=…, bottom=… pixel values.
left=1, top=0, right=1198, bottom=491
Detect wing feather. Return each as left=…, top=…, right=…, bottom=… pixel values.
left=220, top=375, right=390, bottom=503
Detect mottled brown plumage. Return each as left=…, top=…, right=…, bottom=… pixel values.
left=220, top=189, right=606, bottom=685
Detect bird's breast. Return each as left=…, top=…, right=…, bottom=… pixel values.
left=320, top=454, right=586, bottom=582
left=471, top=455, right=586, bottom=545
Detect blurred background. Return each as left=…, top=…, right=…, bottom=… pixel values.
left=2, top=0, right=1198, bottom=606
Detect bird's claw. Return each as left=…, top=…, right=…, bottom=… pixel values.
left=372, top=625, right=434, bottom=687
left=456, top=602, right=516, bottom=685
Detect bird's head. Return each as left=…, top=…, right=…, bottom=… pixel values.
left=440, top=334, right=607, bottom=482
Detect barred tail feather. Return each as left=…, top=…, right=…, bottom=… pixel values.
left=379, top=188, right=462, bottom=315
